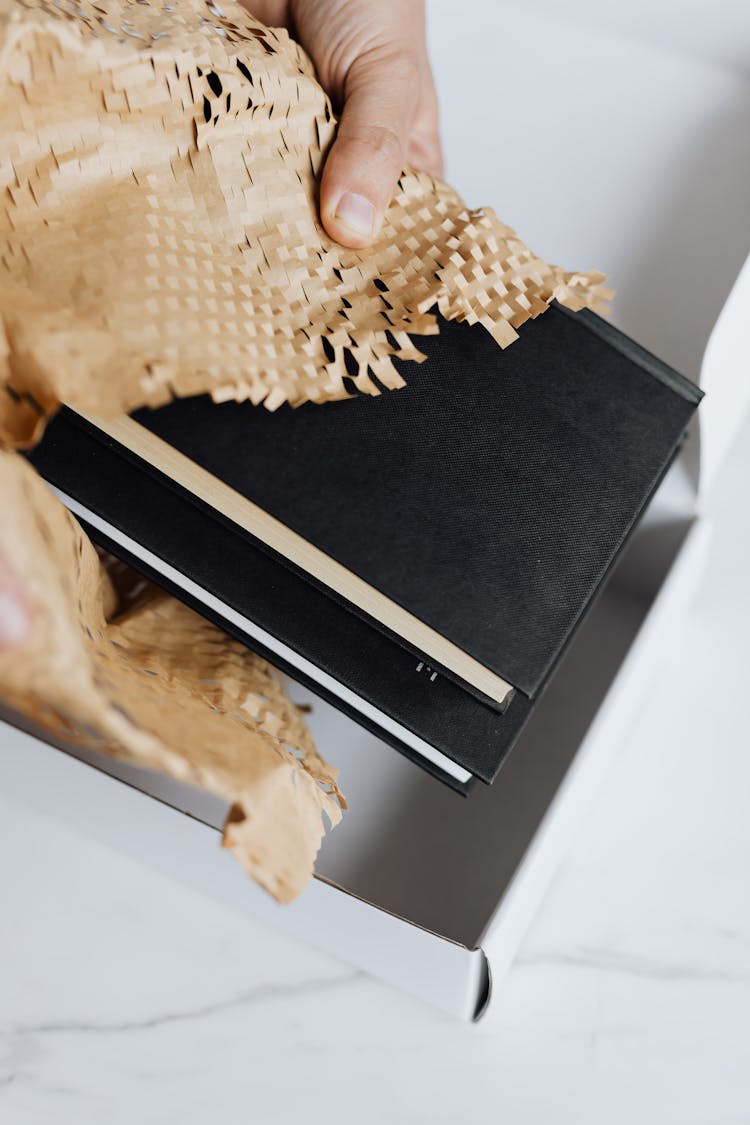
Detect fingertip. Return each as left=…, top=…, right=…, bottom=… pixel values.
left=318, top=98, right=406, bottom=248
left=321, top=188, right=382, bottom=250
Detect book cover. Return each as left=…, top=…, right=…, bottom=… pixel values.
left=29, top=307, right=701, bottom=788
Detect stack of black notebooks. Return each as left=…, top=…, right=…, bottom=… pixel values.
left=29, top=304, right=702, bottom=792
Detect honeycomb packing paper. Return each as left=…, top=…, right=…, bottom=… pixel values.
left=0, top=0, right=607, bottom=900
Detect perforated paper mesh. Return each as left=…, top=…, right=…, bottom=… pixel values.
left=0, top=0, right=609, bottom=901
left=0, top=0, right=608, bottom=442
left=0, top=450, right=344, bottom=903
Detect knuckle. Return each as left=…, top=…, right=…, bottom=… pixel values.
left=350, top=44, right=421, bottom=93
left=384, top=49, right=421, bottom=89
left=341, top=122, right=404, bottom=164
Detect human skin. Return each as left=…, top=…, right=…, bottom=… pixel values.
left=245, top=0, right=443, bottom=248
left=0, top=1, right=443, bottom=646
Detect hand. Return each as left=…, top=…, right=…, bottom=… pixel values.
left=0, top=557, right=30, bottom=650
left=245, top=0, right=443, bottom=248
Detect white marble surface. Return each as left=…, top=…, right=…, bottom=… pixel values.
left=2, top=422, right=750, bottom=1122
left=2, top=3, right=750, bottom=1122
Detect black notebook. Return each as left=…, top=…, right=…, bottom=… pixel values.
left=29, top=305, right=701, bottom=791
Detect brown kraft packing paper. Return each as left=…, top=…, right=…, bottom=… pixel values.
left=0, top=0, right=608, bottom=900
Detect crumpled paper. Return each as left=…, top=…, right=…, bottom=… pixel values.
left=0, top=0, right=608, bottom=902
left=0, top=0, right=608, bottom=444
left=0, top=450, right=344, bottom=903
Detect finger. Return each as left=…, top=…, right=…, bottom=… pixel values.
left=407, top=62, right=443, bottom=178
left=320, top=50, right=420, bottom=248
left=407, top=120, right=443, bottom=177
left=0, top=558, right=31, bottom=650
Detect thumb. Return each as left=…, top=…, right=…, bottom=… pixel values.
left=320, top=51, right=419, bottom=249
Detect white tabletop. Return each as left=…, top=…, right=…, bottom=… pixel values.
left=2, top=4, right=750, bottom=1121
left=2, top=421, right=750, bottom=1121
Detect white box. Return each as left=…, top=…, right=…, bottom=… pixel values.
left=2, top=2, right=748, bottom=1019
left=0, top=472, right=712, bottom=1020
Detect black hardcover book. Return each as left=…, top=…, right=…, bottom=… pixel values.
left=28, top=305, right=701, bottom=790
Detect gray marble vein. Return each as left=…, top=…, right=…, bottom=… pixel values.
left=3, top=970, right=361, bottom=1041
